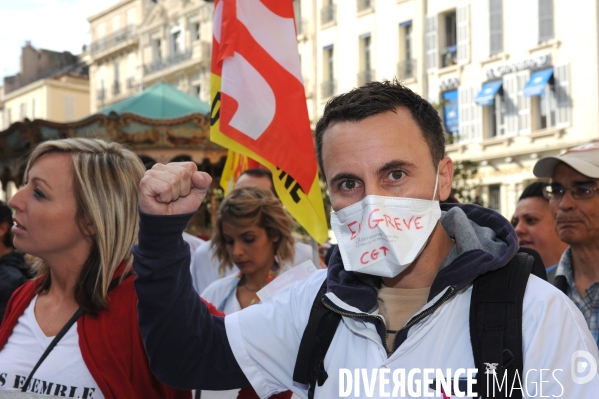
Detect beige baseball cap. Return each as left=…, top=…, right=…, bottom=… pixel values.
left=533, top=142, right=599, bottom=178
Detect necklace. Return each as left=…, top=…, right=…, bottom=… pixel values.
left=237, top=263, right=281, bottom=305
left=240, top=283, right=261, bottom=292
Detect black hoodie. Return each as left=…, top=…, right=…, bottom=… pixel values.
left=0, top=250, right=31, bottom=324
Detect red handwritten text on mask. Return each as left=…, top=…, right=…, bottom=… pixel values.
left=347, top=208, right=423, bottom=240
left=360, top=246, right=390, bottom=264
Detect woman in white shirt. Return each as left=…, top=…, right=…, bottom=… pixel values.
left=201, top=186, right=295, bottom=399
left=0, top=138, right=190, bottom=399
left=202, top=186, right=295, bottom=314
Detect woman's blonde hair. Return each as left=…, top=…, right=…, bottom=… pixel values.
left=211, top=186, right=295, bottom=276
left=27, top=138, right=145, bottom=315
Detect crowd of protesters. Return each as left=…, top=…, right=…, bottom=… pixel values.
left=0, top=82, right=597, bottom=398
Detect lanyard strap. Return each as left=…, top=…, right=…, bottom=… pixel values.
left=21, top=272, right=133, bottom=392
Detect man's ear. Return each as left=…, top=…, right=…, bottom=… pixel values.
left=437, top=157, right=454, bottom=201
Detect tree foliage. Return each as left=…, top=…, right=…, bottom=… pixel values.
left=451, top=160, right=483, bottom=205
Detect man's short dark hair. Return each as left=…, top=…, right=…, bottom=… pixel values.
left=314, top=80, right=445, bottom=176
left=239, top=168, right=273, bottom=182
left=237, top=168, right=277, bottom=197
left=519, top=181, right=548, bottom=202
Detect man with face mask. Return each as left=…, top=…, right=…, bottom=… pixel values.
left=133, top=81, right=599, bottom=397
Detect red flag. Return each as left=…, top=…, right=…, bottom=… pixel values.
left=211, top=0, right=317, bottom=192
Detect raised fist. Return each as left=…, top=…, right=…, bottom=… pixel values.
left=139, top=162, right=213, bottom=216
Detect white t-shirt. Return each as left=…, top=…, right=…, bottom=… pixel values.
left=0, top=296, right=103, bottom=399
left=182, top=232, right=205, bottom=256
left=190, top=240, right=314, bottom=294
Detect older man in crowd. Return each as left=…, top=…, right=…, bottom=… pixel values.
left=534, top=142, right=599, bottom=345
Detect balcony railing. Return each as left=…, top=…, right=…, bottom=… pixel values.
left=357, top=0, right=373, bottom=13
left=357, top=69, right=375, bottom=86
left=397, top=59, right=416, bottom=80
left=144, top=49, right=193, bottom=75
left=112, top=81, right=121, bottom=96
left=91, top=26, right=136, bottom=55
left=320, top=4, right=336, bottom=26
left=441, top=45, right=457, bottom=68
left=321, top=80, right=336, bottom=98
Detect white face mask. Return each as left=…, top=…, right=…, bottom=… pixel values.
left=330, top=173, right=442, bottom=278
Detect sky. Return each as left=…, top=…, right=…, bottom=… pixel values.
left=0, top=0, right=119, bottom=81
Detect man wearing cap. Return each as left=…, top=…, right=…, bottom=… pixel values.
left=533, top=142, right=599, bottom=345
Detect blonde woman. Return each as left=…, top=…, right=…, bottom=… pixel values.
left=202, top=186, right=295, bottom=314
left=201, top=186, right=295, bottom=399
left=0, top=138, right=190, bottom=399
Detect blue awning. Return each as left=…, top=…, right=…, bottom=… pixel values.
left=475, top=80, right=503, bottom=106
left=523, top=68, right=554, bottom=97
left=400, top=20, right=412, bottom=27
left=442, top=90, right=459, bottom=134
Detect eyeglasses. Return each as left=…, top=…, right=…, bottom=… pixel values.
left=543, top=184, right=598, bottom=201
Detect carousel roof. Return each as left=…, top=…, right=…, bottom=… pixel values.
left=99, top=82, right=210, bottom=118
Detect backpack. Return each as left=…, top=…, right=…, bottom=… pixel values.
left=293, top=248, right=547, bottom=399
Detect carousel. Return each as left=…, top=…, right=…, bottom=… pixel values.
left=0, top=82, right=227, bottom=236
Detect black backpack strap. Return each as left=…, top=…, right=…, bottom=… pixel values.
left=554, top=275, right=568, bottom=294
left=470, top=251, right=535, bottom=399
left=517, top=247, right=547, bottom=281
left=293, top=280, right=341, bottom=399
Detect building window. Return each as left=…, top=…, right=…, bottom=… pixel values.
left=535, top=83, right=556, bottom=129
left=488, top=92, right=506, bottom=137
left=192, top=22, right=201, bottom=41
left=357, top=0, right=372, bottom=13
left=539, top=0, right=554, bottom=42
left=113, top=61, right=120, bottom=95
left=153, top=38, right=162, bottom=61
left=357, top=34, right=374, bottom=86
left=474, top=80, right=504, bottom=138
left=442, top=90, right=459, bottom=136
left=321, top=45, right=335, bottom=98
left=489, top=0, right=503, bottom=55
left=31, top=98, right=36, bottom=119
left=321, top=0, right=335, bottom=26
left=112, top=15, right=121, bottom=35
left=64, top=96, right=74, bottom=120
left=397, top=21, right=415, bottom=80
left=98, top=23, right=106, bottom=47
left=171, top=29, right=182, bottom=55
left=441, top=11, right=457, bottom=68
left=127, top=8, right=136, bottom=28
left=194, top=85, right=202, bottom=99
left=488, top=185, right=501, bottom=211
left=522, top=68, right=556, bottom=130
left=19, top=103, right=27, bottom=120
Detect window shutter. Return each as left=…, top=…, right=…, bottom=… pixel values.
left=489, top=0, right=503, bottom=55
left=503, top=74, right=518, bottom=136
left=425, top=15, right=438, bottom=70
left=517, top=71, right=531, bottom=134
left=554, top=63, right=571, bottom=127
left=457, top=5, right=470, bottom=64
left=458, top=85, right=481, bottom=143
left=480, top=0, right=490, bottom=58
left=471, top=85, right=482, bottom=141
left=538, top=0, right=554, bottom=42
left=458, top=86, right=471, bottom=143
